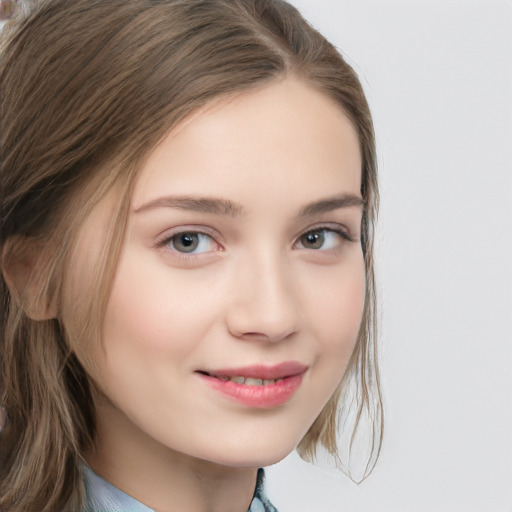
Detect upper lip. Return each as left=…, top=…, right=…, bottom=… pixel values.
left=199, top=361, right=308, bottom=380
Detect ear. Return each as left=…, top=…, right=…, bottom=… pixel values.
left=1, top=235, right=58, bottom=320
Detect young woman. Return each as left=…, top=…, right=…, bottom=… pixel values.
left=0, top=1, right=382, bottom=510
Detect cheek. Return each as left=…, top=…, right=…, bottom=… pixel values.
left=91, top=249, right=211, bottom=419
left=100, top=246, right=219, bottom=365
left=312, top=260, right=365, bottom=338
left=305, top=257, right=366, bottom=377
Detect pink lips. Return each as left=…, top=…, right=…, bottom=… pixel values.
left=197, top=361, right=307, bottom=409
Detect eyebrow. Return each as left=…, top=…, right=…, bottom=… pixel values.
left=133, top=193, right=364, bottom=217
left=133, top=196, right=245, bottom=216
left=298, top=194, right=364, bottom=216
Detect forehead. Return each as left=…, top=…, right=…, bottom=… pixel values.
left=132, top=77, right=362, bottom=209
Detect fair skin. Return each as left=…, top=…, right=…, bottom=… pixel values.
left=67, top=77, right=365, bottom=512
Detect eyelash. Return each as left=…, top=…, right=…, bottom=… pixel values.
left=155, top=225, right=354, bottom=260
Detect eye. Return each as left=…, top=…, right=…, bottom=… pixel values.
left=296, top=228, right=349, bottom=250
left=165, top=231, right=218, bottom=254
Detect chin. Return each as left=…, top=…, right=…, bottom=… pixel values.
left=198, top=435, right=300, bottom=469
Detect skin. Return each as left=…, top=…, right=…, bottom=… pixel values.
left=69, top=77, right=365, bottom=512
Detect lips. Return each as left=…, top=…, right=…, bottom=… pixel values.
left=206, top=375, right=284, bottom=386
left=196, top=361, right=308, bottom=408
left=198, top=361, right=308, bottom=381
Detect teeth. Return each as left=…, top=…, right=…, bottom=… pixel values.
left=244, top=378, right=263, bottom=386
left=214, top=375, right=282, bottom=385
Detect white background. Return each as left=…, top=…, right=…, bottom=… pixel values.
left=266, top=1, right=512, bottom=511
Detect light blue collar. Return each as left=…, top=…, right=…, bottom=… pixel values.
left=82, top=465, right=278, bottom=512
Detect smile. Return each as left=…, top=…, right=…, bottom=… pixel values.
left=196, top=362, right=308, bottom=408
left=207, top=375, right=284, bottom=385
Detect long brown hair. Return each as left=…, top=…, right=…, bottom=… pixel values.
left=0, top=1, right=382, bottom=510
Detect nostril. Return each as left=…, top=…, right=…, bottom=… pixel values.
left=224, top=276, right=302, bottom=343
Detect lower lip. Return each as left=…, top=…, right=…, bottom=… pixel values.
left=198, top=373, right=304, bottom=408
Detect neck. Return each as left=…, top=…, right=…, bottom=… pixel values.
left=86, top=398, right=258, bottom=512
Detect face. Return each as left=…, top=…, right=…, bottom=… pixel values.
left=69, top=77, right=365, bottom=469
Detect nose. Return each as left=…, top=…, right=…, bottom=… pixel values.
left=225, top=251, right=302, bottom=343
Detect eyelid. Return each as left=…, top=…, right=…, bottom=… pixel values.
left=155, top=226, right=224, bottom=256
left=154, top=222, right=356, bottom=260
left=293, top=223, right=354, bottom=247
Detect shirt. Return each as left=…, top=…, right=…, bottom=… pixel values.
left=82, top=465, right=279, bottom=512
